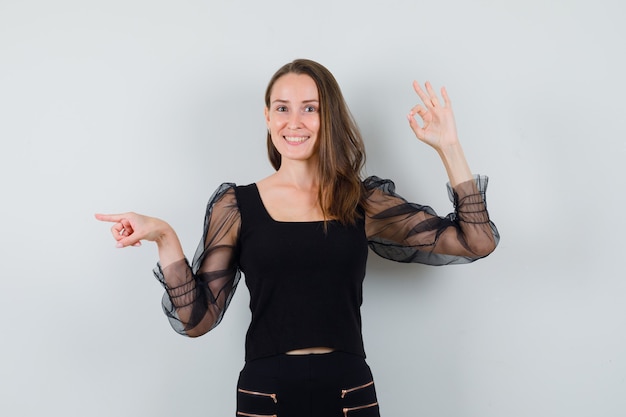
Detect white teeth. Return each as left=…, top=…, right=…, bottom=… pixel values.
left=284, top=136, right=308, bottom=143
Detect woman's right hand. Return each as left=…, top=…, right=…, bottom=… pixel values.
left=95, top=212, right=170, bottom=248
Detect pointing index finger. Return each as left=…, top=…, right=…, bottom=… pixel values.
left=95, top=213, right=126, bottom=223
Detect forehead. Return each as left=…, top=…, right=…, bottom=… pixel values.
left=270, top=73, right=319, bottom=101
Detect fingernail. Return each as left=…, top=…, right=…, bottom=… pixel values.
left=116, top=242, right=123, bottom=248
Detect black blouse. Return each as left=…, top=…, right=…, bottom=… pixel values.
left=153, top=176, right=499, bottom=361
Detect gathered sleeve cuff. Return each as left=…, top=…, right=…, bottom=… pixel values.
left=364, top=175, right=499, bottom=265
left=153, top=183, right=242, bottom=337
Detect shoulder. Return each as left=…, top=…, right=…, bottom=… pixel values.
left=204, top=182, right=245, bottom=217
left=207, top=181, right=256, bottom=204
left=208, top=182, right=237, bottom=205
left=232, top=182, right=258, bottom=203
left=206, top=179, right=264, bottom=209
left=362, top=175, right=397, bottom=194
left=361, top=176, right=412, bottom=215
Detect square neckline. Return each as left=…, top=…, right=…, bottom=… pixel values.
left=251, top=183, right=333, bottom=224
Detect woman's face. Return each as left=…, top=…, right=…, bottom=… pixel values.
left=265, top=73, right=320, bottom=165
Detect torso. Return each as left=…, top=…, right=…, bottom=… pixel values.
left=256, top=176, right=335, bottom=355
left=237, top=176, right=365, bottom=360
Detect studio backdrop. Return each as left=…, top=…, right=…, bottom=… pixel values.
left=1, top=1, right=624, bottom=416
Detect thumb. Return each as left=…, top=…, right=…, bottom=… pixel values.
left=407, top=113, right=424, bottom=139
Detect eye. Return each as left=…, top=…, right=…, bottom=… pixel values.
left=276, top=106, right=288, bottom=112
left=304, top=105, right=317, bottom=113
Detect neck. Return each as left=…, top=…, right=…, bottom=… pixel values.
left=275, top=159, right=319, bottom=191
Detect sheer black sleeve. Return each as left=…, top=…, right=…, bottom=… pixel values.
left=364, top=175, right=499, bottom=265
left=153, top=183, right=241, bottom=337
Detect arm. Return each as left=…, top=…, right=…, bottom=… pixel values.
left=157, top=184, right=242, bottom=337
left=364, top=175, right=498, bottom=265
left=95, top=183, right=241, bottom=337
left=364, top=82, right=499, bottom=265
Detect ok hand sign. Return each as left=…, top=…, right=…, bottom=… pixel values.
left=407, top=81, right=460, bottom=151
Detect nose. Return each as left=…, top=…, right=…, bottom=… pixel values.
left=288, top=112, right=302, bottom=129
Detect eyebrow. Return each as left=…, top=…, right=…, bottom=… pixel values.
left=271, top=99, right=319, bottom=105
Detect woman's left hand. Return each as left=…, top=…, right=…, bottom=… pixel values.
left=407, top=81, right=460, bottom=151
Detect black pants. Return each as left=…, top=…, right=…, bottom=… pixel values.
left=236, top=351, right=380, bottom=417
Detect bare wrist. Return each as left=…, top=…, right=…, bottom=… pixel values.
left=437, top=143, right=473, bottom=187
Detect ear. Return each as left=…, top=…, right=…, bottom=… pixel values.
left=264, top=107, right=270, bottom=126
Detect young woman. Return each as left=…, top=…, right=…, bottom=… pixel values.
left=96, top=59, right=499, bottom=417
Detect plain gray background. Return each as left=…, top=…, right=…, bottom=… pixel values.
left=1, top=1, right=624, bottom=416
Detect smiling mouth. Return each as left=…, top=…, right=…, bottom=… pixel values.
left=284, top=136, right=309, bottom=144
